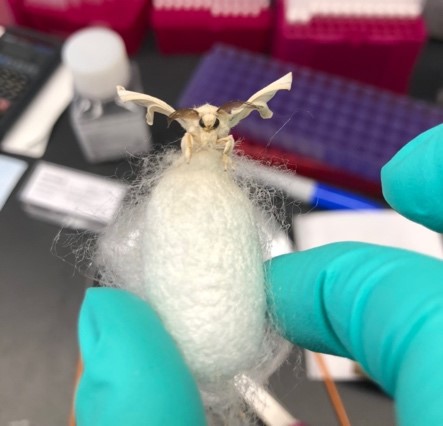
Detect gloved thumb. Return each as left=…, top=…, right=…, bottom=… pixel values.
left=382, top=123, right=443, bottom=232
left=76, top=288, right=206, bottom=426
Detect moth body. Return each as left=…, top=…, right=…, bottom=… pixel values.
left=116, top=72, right=292, bottom=169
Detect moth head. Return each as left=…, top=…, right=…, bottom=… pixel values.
left=192, top=104, right=221, bottom=132
left=199, top=113, right=220, bottom=131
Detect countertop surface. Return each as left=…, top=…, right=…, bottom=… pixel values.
left=1, top=33, right=443, bottom=426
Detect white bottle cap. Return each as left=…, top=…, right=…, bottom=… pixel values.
left=62, top=27, right=130, bottom=100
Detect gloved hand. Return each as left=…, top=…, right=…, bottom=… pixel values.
left=75, top=124, right=443, bottom=426
left=75, top=288, right=206, bottom=426
left=267, top=123, right=443, bottom=426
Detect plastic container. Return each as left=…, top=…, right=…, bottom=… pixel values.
left=272, top=0, right=427, bottom=93
left=7, top=0, right=150, bottom=54
left=151, top=5, right=273, bottom=54
left=178, top=44, right=443, bottom=198
left=62, top=27, right=150, bottom=163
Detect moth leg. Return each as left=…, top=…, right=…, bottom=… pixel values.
left=217, top=135, right=235, bottom=171
left=181, top=132, right=193, bottom=164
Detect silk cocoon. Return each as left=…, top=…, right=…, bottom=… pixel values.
left=95, top=149, right=290, bottom=423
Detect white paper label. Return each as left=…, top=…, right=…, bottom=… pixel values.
left=20, top=162, right=127, bottom=230
left=305, top=351, right=362, bottom=381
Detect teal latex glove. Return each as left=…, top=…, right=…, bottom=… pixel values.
left=75, top=288, right=206, bottom=426
left=381, top=123, right=443, bottom=233
left=75, top=124, right=443, bottom=425
left=267, top=123, right=443, bottom=426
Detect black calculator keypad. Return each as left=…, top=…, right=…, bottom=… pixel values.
left=0, top=67, right=29, bottom=117
left=0, top=27, right=60, bottom=138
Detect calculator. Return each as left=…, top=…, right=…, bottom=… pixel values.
left=0, top=26, right=61, bottom=140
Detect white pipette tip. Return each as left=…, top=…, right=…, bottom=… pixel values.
left=235, top=375, right=308, bottom=426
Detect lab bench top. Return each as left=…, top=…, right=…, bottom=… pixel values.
left=1, top=34, right=443, bottom=426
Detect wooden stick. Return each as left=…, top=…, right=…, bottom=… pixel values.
left=68, top=358, right=83, bottom=426
left=313, top=353, right=351, bottom=426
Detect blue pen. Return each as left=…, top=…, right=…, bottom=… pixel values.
left=238, top=161, right=383, bottom=210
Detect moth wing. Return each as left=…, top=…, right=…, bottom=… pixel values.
left=117, top=86, right=189, bottom=129
left=228, top=72, right=292, bottom=128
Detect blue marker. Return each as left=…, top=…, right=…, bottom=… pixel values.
left=238, top=161, right=383, bottom=210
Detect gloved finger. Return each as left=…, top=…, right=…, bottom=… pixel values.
left=266, top=243, right=443, bottom=426
left=76, top=288, right=206, bottom=426
left=381, top=123, right=443, bottom=232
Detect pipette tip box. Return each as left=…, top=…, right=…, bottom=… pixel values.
left=151, top=5, right=273, bottom=54
left=7, top=0, right=150, bottom=54
left=178, top=44, right=443, bottom=197
left=272, top=0, right=427, bottom=93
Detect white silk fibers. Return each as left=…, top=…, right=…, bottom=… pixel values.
left=95, top=149, right=292, bottom=424
left=141, top=149, right=266, bottom=381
